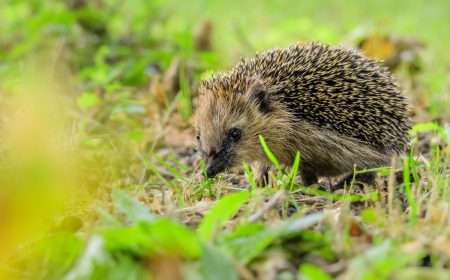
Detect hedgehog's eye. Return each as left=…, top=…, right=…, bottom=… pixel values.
left=228, top=127, right=241, bottom=142
left=196, top=134, right=200, bottom=141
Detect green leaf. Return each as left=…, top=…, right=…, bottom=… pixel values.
left=65, top=235, right=110, bottom=280
left=177, top=65, right=193, bottom=120
left=127, top=128, right=144, bottom=142
left=102, top=219, right=201, bottom=259
left=91, top=255, right=147, bottom=280
left=198, top=191, right=250, bottom=241
left=279, top=212, right=325, bottom=236
left=393, top=268, right=450, bottom=280
left=12, top=233, right=84, bottom=280
left=296, top=186, right=378, bottom=202
left=111, top=189, right=154, bottom=224
left=96, top=207, right=122, bottom=227
left=223, top=223, right=277, bottom=264
left=243, top=162, right=257, bottom=191
left=298, top=263, right=331, bottom=280
left=411, top=122, right=449, bottom=144
left=289, top=151, right=301, bottom=191
left=223, top=212, right=324, bottom=263
left=403, top=155, right=417, bottom=225
left=361, top=208, right=378, bottom=225
left=201, top=244, right=238, bottom=280
left=345, top=240, right=420, bottom=280
left=259, top=135, right=280, bottom=169
left=77, top=92, right=100, bottom=109
left=66, top=236, right=147, bottom=280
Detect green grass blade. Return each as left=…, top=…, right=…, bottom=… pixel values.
left=201, top=244, right=238, bottom=280
left=288, top=151, right=301, bottom=191
left=258, top=135, right=280, bottom=169
left=197, top=191, right=250, bottom=241
left=298, top=263, right=332, bottom=280
left=403, top=155, right=417, bottom=225
left=243, top=162, right=258, bottom=191
left=411, top=122, right=450, bottom=144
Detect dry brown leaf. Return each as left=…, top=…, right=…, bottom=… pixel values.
left=194, top=20, right=213, bottom=51
left=359, top=34, right=424, bottom=72
left=147, top=255, right=183, bottom=280
left=349, top=220, right=363, bottom=237
left=149, top=75, right=167, bottom=108
left=163, top=58, right=181, bottom=98
left=360, top=35, right=396, bottom=61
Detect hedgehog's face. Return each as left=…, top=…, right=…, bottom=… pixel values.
left=195, top=81, right=272, bottom=178
left=196, top=123, right=244, bottom=178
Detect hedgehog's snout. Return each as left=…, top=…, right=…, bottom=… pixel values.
left=206, top=164, right=220, bottom=178
left=204, top=149, right=231, bottom=178
left=201, top=127, right=242, bottom=178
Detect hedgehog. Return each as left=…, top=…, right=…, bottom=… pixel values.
left=194, top=43, right=410, bottom=187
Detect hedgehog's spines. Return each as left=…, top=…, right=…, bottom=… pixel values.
left=213, top=43, right=409, bottom=153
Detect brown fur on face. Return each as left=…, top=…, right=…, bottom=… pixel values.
left=195, top=80, right=296, bottom=177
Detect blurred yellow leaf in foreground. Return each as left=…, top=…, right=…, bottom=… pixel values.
left=0, top=56, right=89, bottom=279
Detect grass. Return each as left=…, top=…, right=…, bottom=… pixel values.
left=0, top=0, right=449, bottom=279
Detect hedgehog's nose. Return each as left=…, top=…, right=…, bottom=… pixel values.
left=206, top=167, right=216, bottom=178
left=206, top=166, right=216, bottom=178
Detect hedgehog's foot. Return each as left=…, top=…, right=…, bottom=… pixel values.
left=331, top=172, right=376, bottom=191
left=252, top=162, right=270, bottom=187
left=300, top=169, right=318, bottom=186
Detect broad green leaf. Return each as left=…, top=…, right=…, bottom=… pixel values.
left=90, top=255, right=147, bottom=280
left=222, top=223, right=276, bottom=264
left=102, top=219, right=201, bottom=259
left=298, top=263, right=331, bottom=280
left=223, top=212, right=324, bottom=263
left=65, top=236, right=110, bottom=280
left=279, top=212, right=324, bottom=235
left=128, top=128, right=144, bottom=142
left=66, top=236, right=146, bottom=280
left=77, top=92, right=100, bottom=110
left=96, top=207, right=121, bottom=227
left=345, top=240, right=420, bottom=280
left=411, top=122, right=449, bottom=144
left=111, top=189, right=154, bottom=224
left=201, top=244, right=238, bottom=280
left=393, top=268, right=450, bottom=280
left=361, top=208, right=378, bottom=225
left=198, top=191, right=250, bottom=241
left=12, top=233, right=84, bottom=280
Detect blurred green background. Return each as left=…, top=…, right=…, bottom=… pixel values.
left=1, top=0, right=448, bottom=114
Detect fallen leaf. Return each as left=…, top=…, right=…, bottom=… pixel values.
left=194, top=20, right=213, bottom=51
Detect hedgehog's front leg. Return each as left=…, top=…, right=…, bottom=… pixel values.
left=251, top=161, right=270, bottom=186
left=331, top=171, right=376, bottom=190
left=300, top=168, right=318, bottom=186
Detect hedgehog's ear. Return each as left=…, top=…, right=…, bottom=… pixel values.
left=247, top=80, right=271, bottom=114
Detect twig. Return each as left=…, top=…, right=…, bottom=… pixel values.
left=248, top=190, right=285, bottom=223
left=388, top=157, right=397, bottom=214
